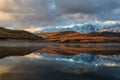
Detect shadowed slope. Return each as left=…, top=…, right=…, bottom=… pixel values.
left=0, top=27, right=45, bottom=41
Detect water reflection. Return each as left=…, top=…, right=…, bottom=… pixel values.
left=0, top=46, right=43, bottom=58
left=0, top=43, right=120, bottom=58
left=0, top=43, right=120, bottom=80
left=0, top=53, right=120, bottom=80
left=36, top=43, right=120, bottom=55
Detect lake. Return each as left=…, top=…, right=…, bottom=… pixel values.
left=0, top=43, right=120, bottom=80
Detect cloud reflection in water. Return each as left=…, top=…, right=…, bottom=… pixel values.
left=0, top=53, right=120, bottom=80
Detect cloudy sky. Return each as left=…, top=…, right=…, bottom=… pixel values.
left=0, top=0, right=120, bottom=29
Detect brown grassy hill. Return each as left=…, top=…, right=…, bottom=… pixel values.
left=38, top=31, right=120, bottom=43
left=0, top=27, right=45, bottom=41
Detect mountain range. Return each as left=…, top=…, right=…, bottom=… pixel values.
left=39, top=23, right=120, bottom=33
left=0, top=26, right=120, bottom=43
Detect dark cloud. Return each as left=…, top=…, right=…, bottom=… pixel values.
left=0, top=0, right=120, bottom=27
left=55, top=0, right=120, bottom=14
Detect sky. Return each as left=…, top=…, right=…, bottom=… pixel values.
left=0, top=0, right=120, bottom=30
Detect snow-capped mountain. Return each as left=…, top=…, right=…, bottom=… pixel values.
left=40, top=23, right=104, bottom=33
left=39, top=23, right=120, bottom=33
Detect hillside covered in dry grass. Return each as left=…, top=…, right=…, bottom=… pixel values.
left=0, top=27, right=45, bottom=41
left=38, top=31, right=120, bottom=43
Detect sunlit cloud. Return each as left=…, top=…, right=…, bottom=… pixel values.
left=0, top=12, right=13, bottom=20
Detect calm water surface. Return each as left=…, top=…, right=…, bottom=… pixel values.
left=0, top=43, right=120, bottom=80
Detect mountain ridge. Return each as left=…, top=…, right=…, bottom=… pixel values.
left=38, top=23, right=120, bottom=33
left=0, top=27, right=45, bottom=41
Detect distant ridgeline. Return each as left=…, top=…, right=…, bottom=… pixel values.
left=0, top=27, right=44, bottom=40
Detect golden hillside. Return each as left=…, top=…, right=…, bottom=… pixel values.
left=38, top=31, right=120, bottom=43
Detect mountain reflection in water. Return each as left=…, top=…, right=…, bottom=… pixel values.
left=0, top=43, right=120, bottom=80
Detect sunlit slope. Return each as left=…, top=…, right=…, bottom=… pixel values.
left=38, top=31, right=120, bottom=43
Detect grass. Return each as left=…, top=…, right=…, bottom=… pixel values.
left=38, top=31, right=120, bottom=43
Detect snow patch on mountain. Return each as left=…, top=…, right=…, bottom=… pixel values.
left=39, top=23, right=105, bottom=33
left=35, top=22, right=120, bottom=33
